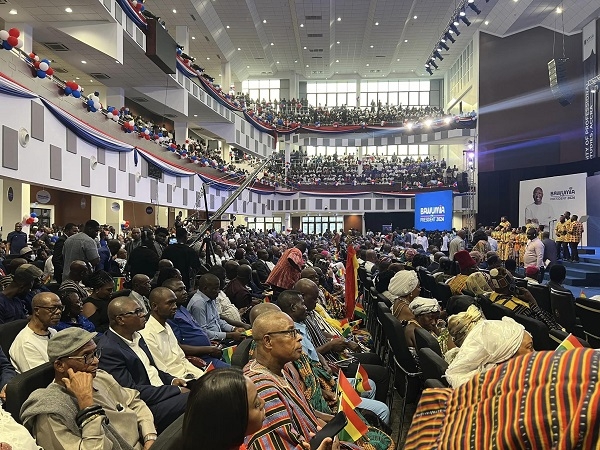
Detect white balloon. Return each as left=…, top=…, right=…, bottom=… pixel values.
left=128, top=120, right=135, bottom=126
left=144, top=129, right=150, bottom=135
left=34, top=55, right=40, bottom=62
left=16, top=38, right=23, bottom=49
left=33, top=217, right=39, bottom=223
left=92, top=95, right=99, bottom=102
left=0, top=30, right=9, bottom=41
left=39, top=62, right=49, bottom=71
left=111, top=114, right=119, bottom=121
left=93, top=101, right=101, bottom=110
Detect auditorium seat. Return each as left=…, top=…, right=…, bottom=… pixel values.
left=527, top=284, right=552, bottom=314
left=513, top=313, right=553, bottom=350
left=574, top=297, right=600, bottom=348
left=0, top=318, right=28, bottom=356
left=5, top=362, right=54, bottom=422
left=414, top=327, right=442, bottom=357
left=231, top=337, right=253, bottom=368
left=418, top=348, right=449, bottom=387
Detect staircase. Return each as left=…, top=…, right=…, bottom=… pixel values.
left=542, top=248, right=600, bottom=287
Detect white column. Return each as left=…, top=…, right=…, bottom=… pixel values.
left=174, top=122, right=188, bottom=144
left=91, top=197, right=107, bottom=225
left=106, top=87, right=125, bottom=111
left=221, top=61, right=231, bottom=90
left=175, top=26, right=189, bottom=54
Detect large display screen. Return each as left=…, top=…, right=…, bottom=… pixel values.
left=414, top=190, right=453, bottom=231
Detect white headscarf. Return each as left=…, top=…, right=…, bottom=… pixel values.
left=388, top=270, right=419, bottom=297
left=445, top=317, right=525, bottom=388
left=408, top=297, right=440, bottom=316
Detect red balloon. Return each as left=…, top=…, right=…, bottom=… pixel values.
left=26, top=217, right=34, bottom=224
left=135, top=3, right=143, bottom=11
left=145, top=135, right=150, bottom=140
left=46, top=67, right=54, bottom=76
left=6, top=36, right=18, bottom=47
left=29, top=53, right=35, bottom=59
left=34, top=61, right=40, bottom=69
left=8, top=28, right=20, bottom=38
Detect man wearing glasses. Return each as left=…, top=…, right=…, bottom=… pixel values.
left=9, top=292, right=61, bottom=373
left=21, top=327, right=158, bottom=449
left=96, top=296, right=189, bottom=433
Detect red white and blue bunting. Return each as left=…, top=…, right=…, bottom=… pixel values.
left=0, top=72, right=37, bottom=98
left=135, top=147, right=196, bottom=177
left=115, top=0, right=147, bottom=30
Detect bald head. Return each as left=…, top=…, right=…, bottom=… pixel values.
left=300, top=267, right=318, bottom=280
left=158, top=259, right=174, bottom=271
left=108, top=296, right=139, bottom=323
left=237, top=264, right=252, bottom=281
left=252, top=311, right=293, bottom=341
left=249, top=302, right=281, bottom=325
left=32, top=291, right=60, bottom=308
left=293, top=278, right=319, bottom=311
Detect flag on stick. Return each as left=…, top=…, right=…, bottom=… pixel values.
left=338, top=396, right=368, bottom=442
left=353, top=363, right=370, bottom=394
left=556, top=333, right=583, bottom=352
left=222, top=345, right=237, bottom=364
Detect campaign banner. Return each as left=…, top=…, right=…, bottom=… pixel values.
left=519, top=173, right=587, bottom=242
left=586, top=174, right=600, bottom=246
left=583, top=19, right=598, bottom=160
left=414, top=190, right=453, bottom=231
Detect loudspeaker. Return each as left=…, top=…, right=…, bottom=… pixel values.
left=548, top=58, right=572, bottom=107
left=457, top=172, right=469, bottom=193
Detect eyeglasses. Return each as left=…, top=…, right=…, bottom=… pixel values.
left=63, top=349, right=101, bottom=365
left=118, top=308, right=146, bottom=318
left=36, top=304, right=65, bottom=314
left=264, top=329, right=299, bottom=339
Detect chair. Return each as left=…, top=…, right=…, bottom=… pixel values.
left=4, top=362, right=54, bottom=422
left=418, top=348, right=449, bottom=387
left=433, top=282, right=452, bottom=309
left=479, top=297, right=514, bottom=321
left=515, top=278, right=528, bottom=288
left=574, top=297, right=600, bottom=348
left=414, top=328, right=442, bottom=357
left=0, top=318, right=28, bottom=356
left=149, top=413, right=184, bottom=449
left=461, top=289, right=476, bottom=298
left=46, top=282, right=61, bottom=294
left=416, top=268, right=436, bottom=299
left=111, top=289, right=132, bottom=299
left=375, top=302, right=392, bottom=361
left=230, top=337, right=253, bottom=368
left=549, top=289, right=579, bottom=334
left=548, top=329, right=590, bottom=348
left=527, top=284, right=552, bottom=314
left=513, top=313, right=553, bottom=350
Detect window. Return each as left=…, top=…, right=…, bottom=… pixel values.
left=306, top=81, right=357, bottom=108
left=248, top=216, right=283, bottom=232
left=449, top=41, right=473, bottom=100
left=359, top=78, right=436, bottom=108
left=301, top=216, right=343, bottom=235
left=242, top=79, right=281, bottom=102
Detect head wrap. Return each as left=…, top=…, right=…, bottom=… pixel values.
left=445, top=317, right=525, bottom=388
left=448, top=305, right=484, bottom=347
left=489, top=267, right=513, bottom=290
left=409, top=297, right=440, bottom=316
left=525, top=265, right=540, bottom=277
left=454, top=250, right=477, bottom=270
left=465, top=272, right=493, bottom=296
left=388, top=270, right=419, bottom=297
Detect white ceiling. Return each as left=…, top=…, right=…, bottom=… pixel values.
left=0, top=0, right=598, bottom=86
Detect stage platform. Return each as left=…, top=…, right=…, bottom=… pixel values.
left=540, top=247, right=600, bottom=297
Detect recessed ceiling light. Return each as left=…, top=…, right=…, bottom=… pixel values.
left=192, top=36, right=196, bottom=40
left=207, top=57, right=210, bottom=60
left=484, top=20, right=489, bottom=25
left=335, top=59, right=339, bottom=62
left=294, top=60, right=298, bottom=63
left=336, top=41, right=340, bottom=44
left=556, top=6, right=562, bottom=13
left=172, top=9, right=177, bottom=13
left=303, top=46, right=307, bottom=49
left=413, top=15, right=418, bottom=19
left=300, top=23, right=304, bottom=27
left=75, top=77, right=80, bottom=80
left=366, top=63, right=369, bottom=66
left=270, top=42, right=274, bottom=46
left=404, top=39, right=408, bottom=43
left=375, top=22, right=379, bottom=25
left=247, top=65, right=250, bottom=68
left=219, top=74, right=221, bottom=76
left=306, top=64, right=309, bottom=67
left=9, top=9, right=17, bottom=15
left=90, top=80, right=93, bottom=82
left=397, top=58, right=400, bottom=61
left=81, top=60, right=87, bottom=64
left=263, top=19, right=267, bottom=23
left=337, top=17, right=341, bottom=21
left=194, top=114, right=198, bottom=117
left=237, top=47, right=241, bottom=51
left=226, top=25, right=230, bottom=29
left=65, top=7, right=73, bottom=13
left=336, top=71, right=339, bottom=73
left=370, top=45, right=374, bottom=48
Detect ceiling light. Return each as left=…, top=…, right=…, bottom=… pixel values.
left=247, top=65, right=250, bottom=68
left=397, top=58, right=400, bottom=61
left=263, top=19, right=267, bottom=23
left=336, top=41, right=340, bottom=44
left=294, top=60, right=298, bottom=62
left=303, top=46, right=307, bottom=49
left=226, top=25, right=230, bottom=29
left=468, top=3, right=481, bottom=14
left=370, top=45, right=374, bottom=48
left=445, top=32, right=456, bottom=43
left=459, top=10, right=466, bottom=16
left=556, top=6, right=562, bottom=13
left=276, top=61, right=279, bottom=63
left=430, top=60, right=438, bottom=69
left=484, top=20, right=489, bottom=25
left=335, top=59, right=339, bottom=62
left=219, top=74, right=221, bottom=76
left=300, top=23, right=304, bottom=27
left=172, top=9, right=177, bottom=13
left=9, top=9, right=17, bottom=15
left=192, top=36, right=196, bottom=40
left=206, top=57, right=210, bottom=60
left=404, top=39, right=408, bottom=43
left=194, top=114, right=198, bottom=117
left=306, top=64, right=309, bottom=67
left=75, top=77, right=80, bottom=80
left=459, top=15, right=471, bottom=26
left=406, top=123, right=413, bottom=129
left=450, top=23, right=460, bottom=35
left=81, top=60, right=87, bottom=64
left=65, top=7, right=73, bottom=13
left=375, top=22, right=379, bottom=25
left=433, top=50, right=443, bottom=60
left=237, top=47, right=241, bottom=50
left=413, top=15, right=418, bottom=19
left=337, top=17, right=341, bottom=21
left=270, top=42, right=274, bottom=46
left=336, top=71, right=339, bottom=74
left=424, top=119, right=432, bottom=126
left=439, top=41, right=449, bottom=51
left=90, top=80, right=93, bottom=82
left=366, top=63, right=369, bottom=66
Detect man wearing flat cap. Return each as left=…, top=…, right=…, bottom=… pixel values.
left=20, top=327, right=158, bottom=450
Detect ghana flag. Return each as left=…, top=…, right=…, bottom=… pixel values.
left=353, top=363, right=370, bottom=394
left=222, top=345, right=237, bottom=364
left=338, top=396, right=368, bottom=442
left=354, top=304, right=367, bottom=321
left=556, top=333, right=583, bottom=352
left=337, top=370, right=362, bottom=408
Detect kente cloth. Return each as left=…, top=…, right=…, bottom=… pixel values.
left=265, top=247, right=304, bottom=290
left=243, top=360, right=361, bottom=450
left=405, top=349, right=600, bottom=449
left=488, top=292, right=562, bottom=330
left=447, top=274, right=469, bottom=296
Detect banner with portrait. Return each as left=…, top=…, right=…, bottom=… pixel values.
left=519, top=173, right=587, bottom=244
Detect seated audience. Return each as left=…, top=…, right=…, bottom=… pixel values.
left=164, top=277, right=229, bottom=368
left=208, top=264, right=245, bottom=324
left=82, top=270, right=115, bottom=333
left=224, top=264, right=261, bottom=311
left=447, top=250, right=479, bottom=295
left=130, top=274, right=152, bottom=315
left=445, top=317, right=533, bottom=388
left=403, top=297, right=446, bottom=354
left=444, top=304, right=485, bottom=364
left=139, top=287, right=204, bottom=380
left=59, top=260, right=90, bottom=301
left=546, top=264, right=571, bottom=294
left=464, top=271, right=493, bottom=297
left=56, top=290, right=95, bottom=332
left=0, top=257, right=28, bottom=291
left=0, top=263, right=43, bottom=324
left=21, top=327, right=158, bottom=449
left=388, top=270, right=420, bottom=321
left=524, top=265, right=540, bottom=285
left=96, top=296, right=189, bottom=432
left=9, top=292, right=61, bottom=373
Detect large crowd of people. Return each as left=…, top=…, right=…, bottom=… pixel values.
left=0, top=209, right=592, bottom=448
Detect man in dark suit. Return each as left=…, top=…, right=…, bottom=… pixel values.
left=251, top=249, right=272, bottom=283
left=96, top=296, right=189, bottom=433
left=541, top=231, right=558, bottom=271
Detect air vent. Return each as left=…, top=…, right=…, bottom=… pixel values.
left=311, top=70, right=323, bottom=74
left=309, top=49, right=323, bottom=53
left=375, top=55, right=386, bottom=58
left=307, top=33, right=323, bottom=38
left=255, top=57, right=264, bottom=60
left=369, top=69, right=381, bottom=73
left=204, top=36, right=210, bottom=42
left=53, top=67, right=68, bottom=73
left=261, top=71, right=273, bottom=75
left=305, top=15, right=322, bottom=20
left=311, top=56, right=322, bottom=59
left=163, top=113, right=177, bottom=118
left=130, top=97, right=148, bottom=103
left=190, top=14, right=197, bottom=21
left=43, top=42, right=69, bottom=51
left=90, top=73, right=110, bottom=79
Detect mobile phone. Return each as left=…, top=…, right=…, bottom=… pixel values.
left=309, top=412, right=347, bottom=450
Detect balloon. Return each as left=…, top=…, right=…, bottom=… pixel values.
left=72, top=90, right=81, bottom=98
left=8, top=28, right=20, bottom=38
left=16, top=38, right=23, bottom=49
left=93, top=101, right=101, bottom=110
left=38, top=61, right=49, bottom=71
left=107, top=106, right=114, bottom=113
left=0, top=30, right=9, bottom=41
left=144, top=129, right=150, bottom=135
left=129, top=120, right=135, bottom=127
left=33, top=61, right=40, bottom=69
left=26, top=217, right=34, bottom=224
left=33, top=217, right=39, bottom=223
left=87, top=99, right=94, bottom=106
left=111, top=114, right=118, bottom=121
left=112, top=110, right=119, bottom=116
left=6, top=36, right=18, bottom=48
left=41, top=59, right=50, bottom=65
left=45, top=67, right=54, bottom=76
left=145, top=135, right=150, bottom=140
left=37, top=69, right=46, bottom=78
left=64, top=86, right=73, bottom=95
left=2, top=41, right=12, bottom=50
left=30, top=212, right=37, bottom=218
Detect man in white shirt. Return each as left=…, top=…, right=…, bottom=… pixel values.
left=416, top=232, right=429, bottom=251
left=441, top=231, right=449, bottom=253
left=448, top=230, right=466, bottom=261
left=486, top=230, right=498, bottom=252
left=140, top=287, right=204, bottom=381
left=524, top=187, right=554, bottom=228
left=10, top=292, right=60, bottom=373
left=524, top=228, right=545, bottom=279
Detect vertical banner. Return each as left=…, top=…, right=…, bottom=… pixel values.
left=583, top=19, right=597, bottom=159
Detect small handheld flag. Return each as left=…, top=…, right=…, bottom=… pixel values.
left=338, top=396, right=368, bottom=442
left=353, top=363, right=370, bottom=394
left=222, top=345, right=237, bottom=364
left=204, top=362, right=215, bottom=372
left=556, top=333, right=583, bottom=352
left=337, top=370, right=362, bottom=408
left=354, top=304, right=367, bottom=321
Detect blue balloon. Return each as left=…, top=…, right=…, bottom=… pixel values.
left=2, top=41, right=12, bottom=50
left=64, top=86, right=73, bottom=95
left=87, top=99, right=94, bottom=106
left=37, top=69, right=46, bottom=78
left=30, top=212, right=37, bottom=218
left=158, top=132, right=163, bottom=137
left=107, top=106, right=114, bottom=113
left=41, top=59, right=50, bottom=65
left=72, top=90, right=81, bottom=98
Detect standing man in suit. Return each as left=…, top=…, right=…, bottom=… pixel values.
left=96, top=296, right=189, bottom=433
left=252, top=249, right=272, bottom=283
